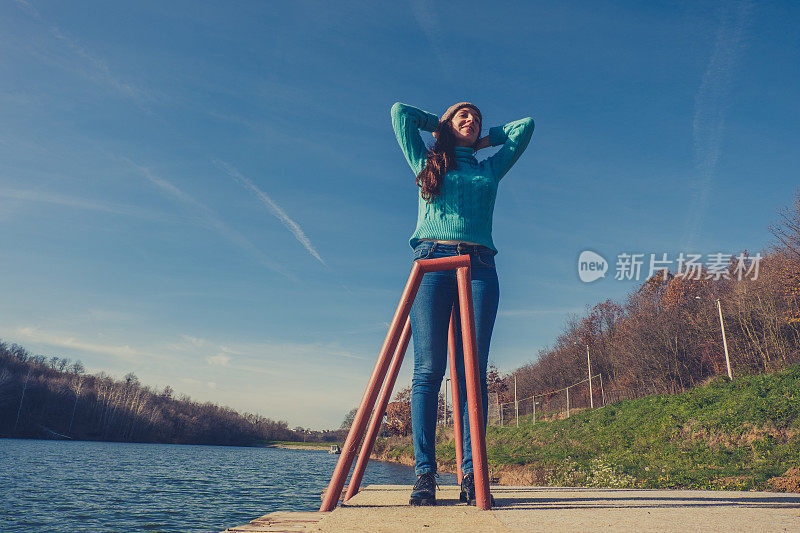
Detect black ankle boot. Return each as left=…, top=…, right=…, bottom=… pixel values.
left=409, top=472, right=437, bottom=506
left=459, top=473, right=495, bottom=506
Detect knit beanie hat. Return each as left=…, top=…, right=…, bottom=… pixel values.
left=440, top=102, right=482, bottom=127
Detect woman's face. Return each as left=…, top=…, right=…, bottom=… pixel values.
left=450, top=107, right=481, bottom=147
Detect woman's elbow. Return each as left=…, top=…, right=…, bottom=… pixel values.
left=520, top=117, right=535, bottom=143
left=521, top=117, right=535, bottom=131
left=390, top=101, right=407, bottom=119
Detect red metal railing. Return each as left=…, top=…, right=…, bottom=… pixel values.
left=319, top=255, right=491, bottom=511
left=447, top=305, right=464, bottom=485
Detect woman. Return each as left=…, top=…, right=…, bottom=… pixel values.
left=390, top=101, right=534, bottom=505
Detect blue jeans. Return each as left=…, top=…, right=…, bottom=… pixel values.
left=409, top=241, right=499, bottom=476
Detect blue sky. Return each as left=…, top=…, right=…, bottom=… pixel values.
left=1, top=1, right=797, bottom=429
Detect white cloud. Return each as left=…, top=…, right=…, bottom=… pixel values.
left=409, top=0, right=458, bottom=85
left=13, top=0, right=152, bottom=106
left=213, top=159, right=326, bottom=265
left=0, top=188, right=168, bottom=221
left=206, top=353, right=231, bottom=366
left=181, top=335, right=206, bottom=348
left=123, top=158, right=296, bottom=280
left=499, top=308, right=583, bottom=318
left=682, top=1, right=752, bottom=249
left=11, top=326, right=145, bottom=361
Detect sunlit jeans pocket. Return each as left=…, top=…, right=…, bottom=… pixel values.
left=413, top=243, right=434, bottom=261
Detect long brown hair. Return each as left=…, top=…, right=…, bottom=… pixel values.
left=416, top=121, right=458, bottom=202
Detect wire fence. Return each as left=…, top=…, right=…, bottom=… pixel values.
left=437, top=373, right=666, bottom=429
left=487, top=374, right=605, bottom=427
left=436, top=342, right=669, bottom=428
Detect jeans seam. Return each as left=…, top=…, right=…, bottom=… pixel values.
left=474, top=253, right=495, bottom=268
left=415, top=244, right=498, bottom=265
left=415, top=244, right=433, bottom=261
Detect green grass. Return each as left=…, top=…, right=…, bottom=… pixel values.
left=379, top=364, right=800, bottom=490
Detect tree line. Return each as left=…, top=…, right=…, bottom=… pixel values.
left=504, top=190, right=800, bottom=406
left=0, top=344, right=300, bottom=446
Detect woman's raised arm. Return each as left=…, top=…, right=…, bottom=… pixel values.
left=390, top=102, right=439, bottom=175
left=483, top=117, right=535, bottom=181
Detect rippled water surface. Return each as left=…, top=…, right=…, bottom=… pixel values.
left=2, top=438, right=454, bottom=532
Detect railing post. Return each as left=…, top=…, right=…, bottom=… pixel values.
left=320, top=263, right=423, bottom=512
left=344, top=318, right=412, bottom=501
left=456, top=265, right=491, bottom=510
left=321, top=255, right=490, bottom=511
left=447, top=306, right=464, bottom=484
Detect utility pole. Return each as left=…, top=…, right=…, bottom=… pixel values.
left=696, top=296, right=733, bottom=379
left=717, top=299, right=733, bottom=379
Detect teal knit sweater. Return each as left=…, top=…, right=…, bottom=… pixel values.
left=390, top=102, right=534, bottom=251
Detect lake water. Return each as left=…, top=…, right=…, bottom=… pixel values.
left=1, top=439, right=454, bottom=532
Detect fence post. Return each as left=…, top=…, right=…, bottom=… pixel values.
left=532, top=395, right=535, bottom=425
left=443, top=378, right=448, bottom=426
left=600, top=374, right=606, bottom=407
left=514, top=375, right=519, bottom=428
left=586, top=345, right=593, bottom=409
left=566, top=386, right=570, bottom=418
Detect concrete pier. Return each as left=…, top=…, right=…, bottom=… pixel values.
left=222, top=484, right=800, bottom=532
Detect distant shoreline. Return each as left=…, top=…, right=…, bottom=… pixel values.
left=1, top=436, right=340, bottom=451
left=263, top=442, right=332, bottom=451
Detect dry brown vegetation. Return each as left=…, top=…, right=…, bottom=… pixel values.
left=508, top=190, right=800, bottom=405
left=0, top=344, right=300, bottom=445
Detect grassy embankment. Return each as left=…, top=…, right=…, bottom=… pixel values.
left=373, top=364, right=800, bottom=491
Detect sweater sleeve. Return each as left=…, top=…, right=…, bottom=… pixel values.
left=484, top=117, right=535, bottom=181
left=390, top=102, right=439, bottom=175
